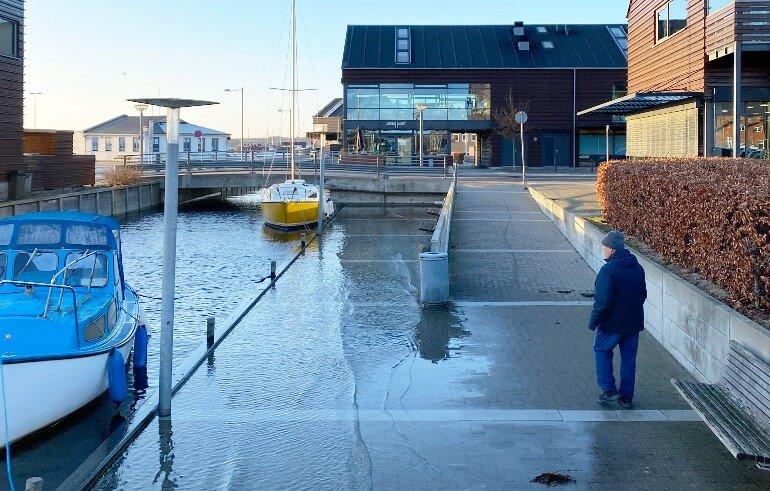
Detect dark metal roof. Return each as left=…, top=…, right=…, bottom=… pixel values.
left=127, top=98, right=218, bottom=109
left=83, top=115, right=167, bottom=135
left=314, top=98, right=343, bottom=118
left=577, top=92, right=702, bottom=116
left=342, top=24, right=627, bottom=70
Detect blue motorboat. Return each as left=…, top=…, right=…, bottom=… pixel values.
left=0, top=212, right=143, bottom=444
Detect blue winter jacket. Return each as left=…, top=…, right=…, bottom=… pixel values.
left=589, top=248, right=647, bottom=334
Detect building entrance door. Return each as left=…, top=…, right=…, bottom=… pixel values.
left=396, top=136, right=412, bottom=164
left=541, top=134, right=571, bottom=167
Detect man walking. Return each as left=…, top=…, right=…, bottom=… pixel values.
left=589, top=231, right=647, bottom=409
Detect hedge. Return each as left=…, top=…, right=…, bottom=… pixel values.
left=597, top=158, right=770, bottom=312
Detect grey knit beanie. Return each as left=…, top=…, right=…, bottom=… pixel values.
left=602, top=230, right=626, bottom=250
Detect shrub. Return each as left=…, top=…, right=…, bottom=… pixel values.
left=105, top=166, right=143, bottom=187
left=598, top=158, right=770, bottom=312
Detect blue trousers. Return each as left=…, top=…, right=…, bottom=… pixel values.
left=594, top=330, right=640, bottom=399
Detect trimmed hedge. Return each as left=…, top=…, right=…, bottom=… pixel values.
left=598, top=159, right=770, bottom=312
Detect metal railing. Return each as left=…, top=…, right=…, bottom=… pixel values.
left=119, top=151, right=454, bottom=178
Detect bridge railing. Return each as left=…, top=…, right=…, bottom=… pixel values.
left=120, top=151, right=453, bottom=178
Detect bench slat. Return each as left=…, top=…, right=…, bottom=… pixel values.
left=730, top=342, right=770, bottom=381
left=692, top=382, right=770, bottom=460
left=724, top=360, right=770, bottom=422
left=672, top=379, right=770, bottom=462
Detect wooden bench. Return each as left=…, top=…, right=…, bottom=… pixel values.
left=672, top=342, right=770, bottom=466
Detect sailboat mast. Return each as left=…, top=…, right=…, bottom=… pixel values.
left=290, top=0, right=297, bottom=180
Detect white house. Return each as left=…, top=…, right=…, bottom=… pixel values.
left=81, top=115, right=231, bottom=162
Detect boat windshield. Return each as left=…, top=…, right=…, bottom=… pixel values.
left=13, top=251, right=58, bottom=284
left=0, top=252, right=5, bottom=279
left=63, top=252, right=109, bottom=288
left=0, top=224, right=12, bottom=246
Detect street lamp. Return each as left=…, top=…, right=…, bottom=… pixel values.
left=127, top=97, right=218, bottom=418
left=225, top=87, right=245, bottom=160
left=134, top=103, right=148, bottom=164
left=415, top=104, right=428, bottom=166
left=29, top=91, right=43, bottom=129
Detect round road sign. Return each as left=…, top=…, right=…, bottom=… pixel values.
left=515, top=111, right=528, bottom=124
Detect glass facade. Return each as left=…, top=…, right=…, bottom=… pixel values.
left=346, top=83, right=491, bottom=122
left=344, top=129, right=450, bottom=159
left=713, top=101, right=770, bottom=159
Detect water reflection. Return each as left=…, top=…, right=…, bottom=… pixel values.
left=154, top=419, right=177, bottom=489
left=415, top=307, right=470, bottom=363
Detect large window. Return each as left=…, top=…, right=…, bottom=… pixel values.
left=183, top=138, right=192, bottom=152
left=346, top=84, right=491, bottom=122
left=212, top=138, right=219, bottom=151
left=132, top=137, right=140, bottom=152
left=152, top=137, right=160, bottom=152
left=105, top=137, right=113, bottom=152
left=713, top=101, right=770, bottom=159
left=708, top=0, right=732, bottom=14
left=64, top=253, right=109, bottom=289
left=13, top=252, right=58, bottom=284
left=118, top=136, right=126, bottom=152
left=657, top=0, right=688, bottom=42
left=0, top=17, right=18, bottom=58
left=91, top=137, right=99, bottom=152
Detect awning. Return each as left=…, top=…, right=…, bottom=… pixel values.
left=577, top=92, right=702, bottom=116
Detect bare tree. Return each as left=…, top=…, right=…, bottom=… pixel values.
left=494, top=89, right=529, bottom=168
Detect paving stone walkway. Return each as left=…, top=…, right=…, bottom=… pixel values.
left=396, top=177, right=770, bottom=488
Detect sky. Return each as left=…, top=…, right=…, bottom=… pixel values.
left=24, top=0, right=628, bottom=138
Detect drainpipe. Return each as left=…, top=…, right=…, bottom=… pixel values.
left=733, top=42, right=742, bottom=158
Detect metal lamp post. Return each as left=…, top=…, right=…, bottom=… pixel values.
left=29, top=91, right=43, bottom=129
left=128, top=97, right=218, bottom=418
left=515, top=111, right=528, bottom=185
left=134, top=104, right=148, bottom=165
left=416, top=104, right=428, bottom=166
left=225, top=88, right=245, bottom=161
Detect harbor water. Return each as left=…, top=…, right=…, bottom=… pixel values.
left=1, top=196, right=473, bottom=489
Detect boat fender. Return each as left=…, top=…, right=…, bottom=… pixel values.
left=108, top=348, right=127, bottom=405
left=133, top=324, right=148, bottom=369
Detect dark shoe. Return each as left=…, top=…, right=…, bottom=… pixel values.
left=599, top=390, right=618, bottom=405
left=618, top=397, right=635, bottom=409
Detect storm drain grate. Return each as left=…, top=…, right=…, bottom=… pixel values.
left=419, top=220, right=436, bottom=233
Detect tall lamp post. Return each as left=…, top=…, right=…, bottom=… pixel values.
left=29, top=91, right=43, bottom=129
left=225, top=87, right=245, bottom=160
left=134, top=103, right=148, bottom=165
left=128, top=97, right=218, bottom=418
left=416, top=104, right=428, bottom=166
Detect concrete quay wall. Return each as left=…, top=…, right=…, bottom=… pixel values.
left=529, top=186, right=770, bottom=384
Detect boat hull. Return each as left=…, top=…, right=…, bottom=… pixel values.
left=0, top=337, right=134, bottom=445
left=261, top=200, right=319, bottom=229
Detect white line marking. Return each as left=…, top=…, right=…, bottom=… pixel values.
left=455, top=301, right=594, bottom=307
left=171, top=409, right=701, bottom=423
left=345, top=234, right=428, bottom=237
left=453, top=218, right=549, bottom=222
left=456, top=211, right=543, bottom=215
left=453, top=249, right=575, bottom=253
left=340, top=259, right=419, bottom=263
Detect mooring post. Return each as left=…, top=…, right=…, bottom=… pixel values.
left=270, top=260, right=277, bottom=286
left=207, top=317, right=215, bottom=347
left=25, top=477, right=43, bottom=491
left=300, top=233, right=306, bottom=253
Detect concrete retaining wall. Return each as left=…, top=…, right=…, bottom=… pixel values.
left=0, top=182, right=163, bottom=219
left=529, top=186, right=770, bottom=384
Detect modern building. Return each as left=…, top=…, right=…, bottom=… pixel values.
left=81, top=115, right=230, bottom=162
left=341, top=23, right=629, bottom=167
left=580, top=0, right=770, bottom=159
left=0, top=1, right=24, bottom=200
left=307, top=98, right=343, bottom=151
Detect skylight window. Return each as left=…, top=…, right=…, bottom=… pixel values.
left=395, top=27, right=411, bottom=64
left=542, top=41, right=555, bottom=49
left=537, top=27, right=547, bottom=34
left=608, top=25, right=628, bottom=58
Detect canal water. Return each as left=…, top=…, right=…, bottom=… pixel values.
left=2, top=196, right=465, bottom=489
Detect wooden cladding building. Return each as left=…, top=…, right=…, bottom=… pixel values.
left=581, top=0, right=770, bottom=159
left=341, top=24, right=629, bottom=167
left=0, top=0, right=23, bottom=199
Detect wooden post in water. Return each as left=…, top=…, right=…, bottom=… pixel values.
left=207, top=317, right=215, bottom=347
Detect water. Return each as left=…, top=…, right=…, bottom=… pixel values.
left=1, top=197, right=467, bottom=489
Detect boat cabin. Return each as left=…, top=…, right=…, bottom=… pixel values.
left=0, top=212, right=129, bottom=355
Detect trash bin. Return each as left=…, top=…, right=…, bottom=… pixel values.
left=420, top=251, right=449, bottom=305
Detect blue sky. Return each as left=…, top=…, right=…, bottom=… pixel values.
left=25, top=0, right=628, bottom=137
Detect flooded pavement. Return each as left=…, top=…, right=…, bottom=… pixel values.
left=97, top=180, right=770, bottom=489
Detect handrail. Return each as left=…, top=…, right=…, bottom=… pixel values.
left=0, top=280, right=81, bottom=347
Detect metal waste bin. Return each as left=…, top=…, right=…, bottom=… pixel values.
left=420, top=251, right=449, bottom=305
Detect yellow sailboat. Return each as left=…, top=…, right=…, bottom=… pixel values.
left=260, top=179, right=334, bottom=230
left=260, top=0, right=334, bottom=230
